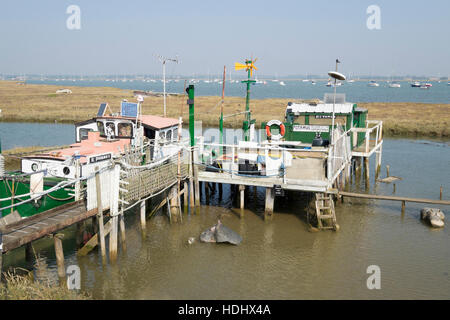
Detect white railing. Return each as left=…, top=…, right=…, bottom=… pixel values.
left=350, top=120, right=383, bottom=153
left=327, top=129, right=352, bottom=184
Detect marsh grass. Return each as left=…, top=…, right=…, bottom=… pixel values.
left=0, top=269, right=90, bottom=300
left=0, top=80, right=448, bottom=138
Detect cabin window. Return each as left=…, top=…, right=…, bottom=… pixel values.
left=167, top=129, right=172, bottom=141
left=79, top=128, right=93, bottom=140
left=173, top=128, right=178, bottom=140
left=97, top=121, right=105, bottom=135
left=106, top=122, right=115, bottom=135
left=293, top=115, right=306, bottom=124
left=118, top=122, right=133, bottom=138
left=160, top=131, right=166, bottom=140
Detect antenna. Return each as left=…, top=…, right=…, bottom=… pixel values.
left=328, top=59, right=346, bottom=145
left=153, top=54, right=180, bottom=117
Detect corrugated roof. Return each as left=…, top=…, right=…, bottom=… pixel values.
left=98, top=115, right=180, bottom=129
left=288, top=103, right=354, bottom=114
left=139, top=115, right=180, bottom=129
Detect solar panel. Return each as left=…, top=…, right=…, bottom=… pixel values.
left=97, top=103, right=108, bottom=117
left=121, top=102, right=138, bottom=118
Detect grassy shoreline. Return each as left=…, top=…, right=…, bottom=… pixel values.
left=0, top=80, right=449, bottom=138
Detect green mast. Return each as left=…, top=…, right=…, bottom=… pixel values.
left=235, top=59, right=257, bottom=141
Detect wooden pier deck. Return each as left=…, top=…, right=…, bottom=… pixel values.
left=1, top=201, right=96, bottom=253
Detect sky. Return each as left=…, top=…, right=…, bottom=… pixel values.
left=0, top=0, right=449, bottom=77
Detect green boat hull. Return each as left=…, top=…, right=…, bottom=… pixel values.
left=0, top=173, right=75, bottom=218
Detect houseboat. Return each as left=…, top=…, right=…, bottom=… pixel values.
left=0, top=100, right=181, bottom=218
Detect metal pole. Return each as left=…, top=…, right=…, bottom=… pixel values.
left=332, top=79, right=336, bottom=144
left=163, top=61, right=166, bottom=117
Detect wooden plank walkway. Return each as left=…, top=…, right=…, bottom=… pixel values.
left=1, top=201, right=97, bottom=253
left=338, top=191, right=450, bottom=205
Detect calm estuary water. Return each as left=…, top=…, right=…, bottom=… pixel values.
left=1, top=123, right=449, bottom=299
left=27, top=79, right=450, bottom=104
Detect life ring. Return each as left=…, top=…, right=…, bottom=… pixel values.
left=266, top=120, right=285, bottom=140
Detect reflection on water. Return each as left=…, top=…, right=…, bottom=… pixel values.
left=2, top=138, right=450, bottom=299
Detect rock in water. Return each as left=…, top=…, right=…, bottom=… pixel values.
left=200, top=226, right=217, bottom=243
left=215, top=223, right=242, bottom=245
left=420, top=208, right=445, bottom=228
left=199, top=220, right=242, bottom=245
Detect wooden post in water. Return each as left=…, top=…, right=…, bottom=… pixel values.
left=205, top=182, right=210, bottom=204
left=265, top=187, right=275, bottom=220
left=194, top=164, right=200, bottom=208
left=170, top=186, right=179, bottom=223
left=386, top=165, right=390, bottom=178
left=53, top=234, right=65, bottom=279
left=25, top=242, right=34, bottom=263
left=95, top=167, right=107, bottom=264
left=364, top=158, right=370, bottom=188
left=218, top=183, right=223, bottom=202
left=440, top=186, right=443, bottom=200
left=375, top=145, right=382, bottom=179
left=119, top=209, right=126, bottom=251
left=239, top=185, right=245, bottom=210
left=401, top=200, right=406, bottom=215
left=184, top=181, right=189, bottom=212
left=140, top=200, right=146, bottom=232
left=109, top=215, right=118, bottom=263
left=189, top=177, right=195, bottom=210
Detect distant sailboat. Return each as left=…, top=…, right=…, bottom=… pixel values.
left=368, top=80, right=380, bottom=87
left=279, top=81, right=286, bottom=86
left=388, top=81, right=401, bottom=88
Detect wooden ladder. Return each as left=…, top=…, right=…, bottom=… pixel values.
left=315, top=193, right=337, bottom=230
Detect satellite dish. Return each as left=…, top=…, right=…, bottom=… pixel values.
left=328, top=71, right=346, bottom=81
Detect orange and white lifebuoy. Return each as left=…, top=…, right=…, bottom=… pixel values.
left=266, top=119, right=285, bottom=140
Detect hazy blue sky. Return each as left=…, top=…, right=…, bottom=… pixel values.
left=0, top=0, right=449, bottom=76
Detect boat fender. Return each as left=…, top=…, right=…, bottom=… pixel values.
left=266, top=120, right=285, bottom=140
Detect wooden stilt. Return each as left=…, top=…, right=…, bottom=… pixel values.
left=440, top=186, right=443, bottom=200
left=53, top=234, right=65, bottom=279
left=205, top=182, right=210, bottom=204
left=183, top=181, right=189, bottom=212
left=95, top=168, right=106, bottom=264
left=386, top=165, right=390, bottom=177
left=364, top=158, right=370, bottom=189
left=119, top=211, right=126, bottom=251
left=109, top=215, right=118, bottom=263
left=75, top=221, right=84, bottom=248
left=170, top=186, right=179, bottom=223
left=218, top=183, right=223, bottom=202
left=239, top=185, right=245, bottom=210
left=25, top=242, right=34, bottom=263
left=140, top=200, right=146, bottom=232
left=401, top=200, right=406, bottom=215
left=264, top=187, right=275, bottom=220
left=189, top=178, right=195, bottom=210
left=194, top=166, right=200, bottom=207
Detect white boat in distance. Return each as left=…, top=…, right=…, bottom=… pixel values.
left=388, top=82, right=401, bottom=88
left=368, top=80, right=380, bottom=87
left=279, top=81, right=286, bottom=86
left=411, top=81, right=421, bottom=87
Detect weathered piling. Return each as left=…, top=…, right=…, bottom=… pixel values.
left=169, top=186, right=179, bottom=223
left=265, top=187, right=275, bottom=220
left=25, top=242, right=34, bottom=263
left=440, top=186, right=443, bottom=200
left=183, top=181, right=189, bottom=212
left=119, top=208, right=126, bottom=251
left=189, top=177, right=195, bottom=210
left=53, top=233, right=65, bottom=279
left=239, top=185, right=245, bottom=210
left=95, top=167, right=106, bottom=264
left=140, top=200, right=146, bottom=232
left=109, top=215, right=118, bottom=263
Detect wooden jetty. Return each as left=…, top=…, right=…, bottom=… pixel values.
left=0, top=140, right=194, bottom=280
